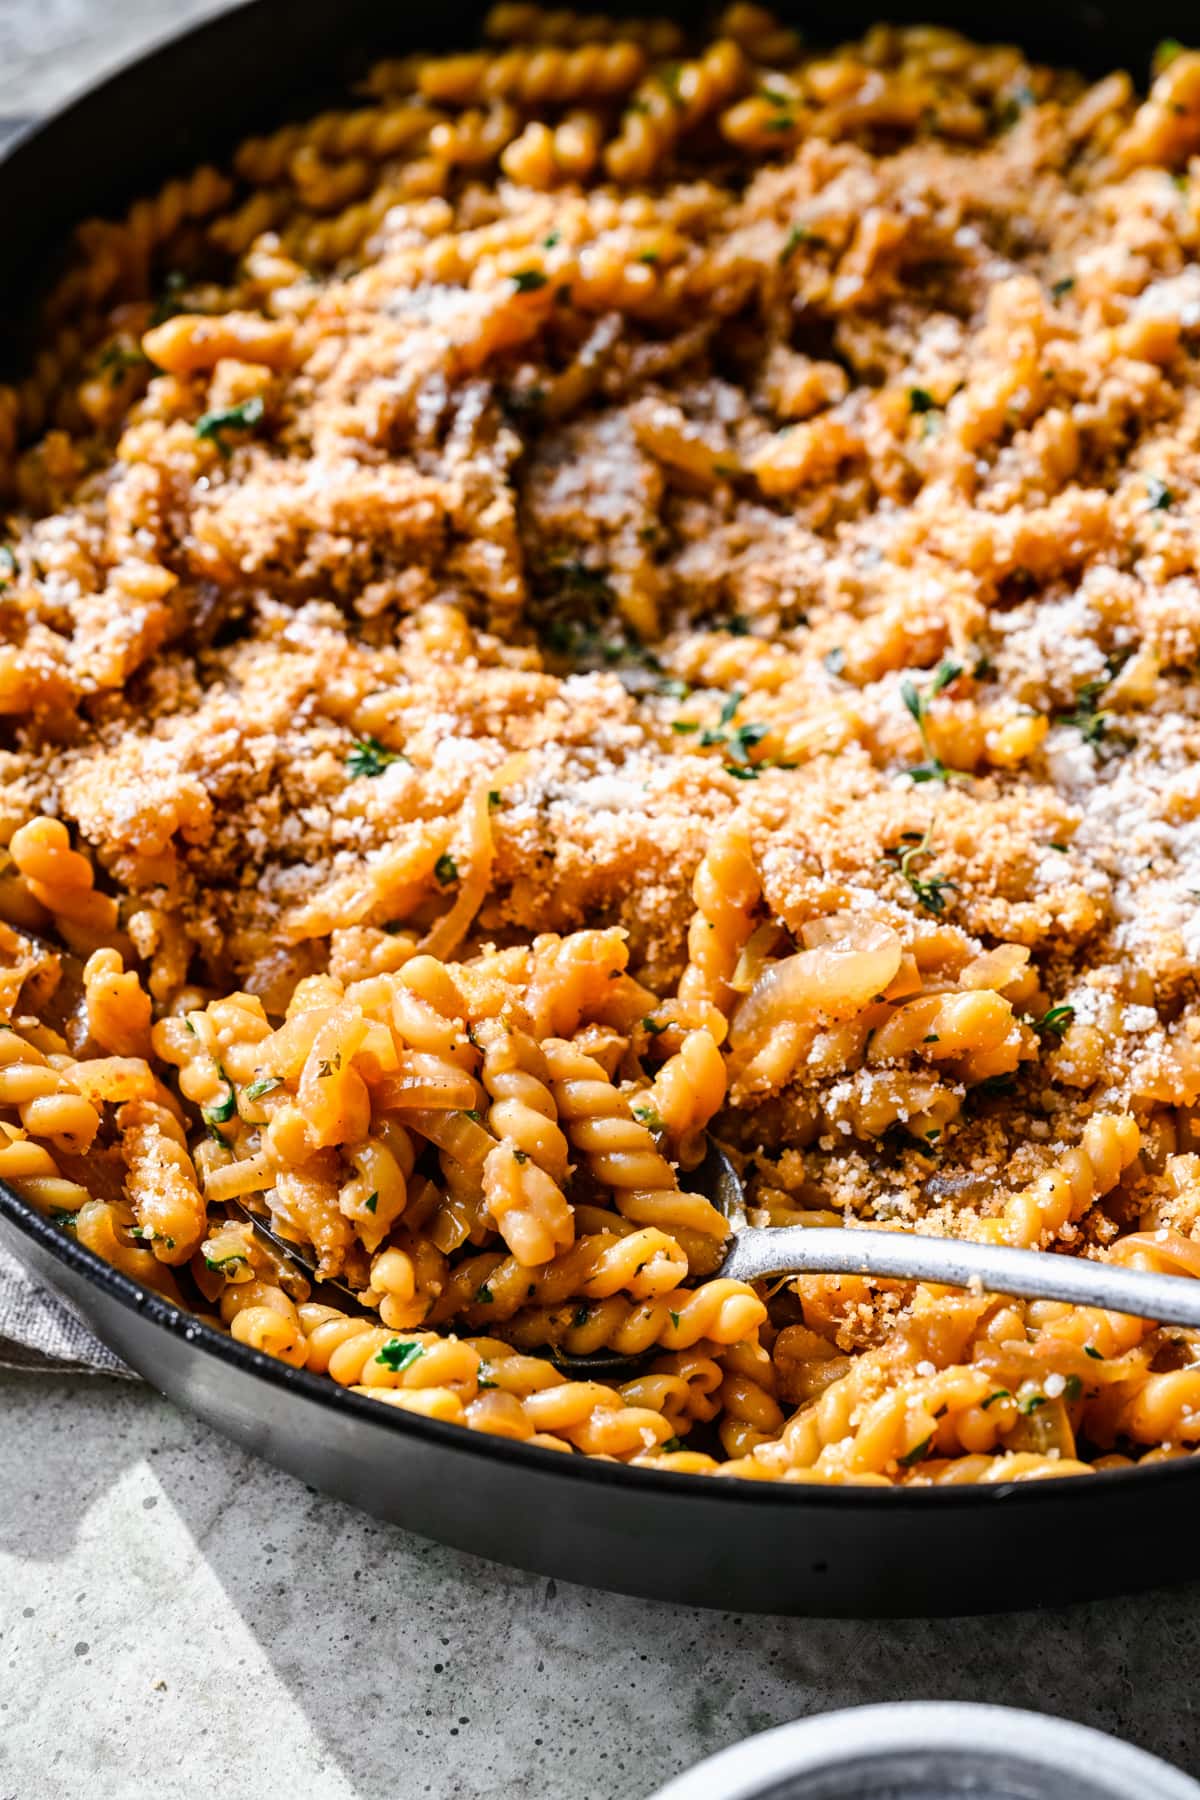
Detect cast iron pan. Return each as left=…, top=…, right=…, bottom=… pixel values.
left=0, top=0, right=1195, bottom=1617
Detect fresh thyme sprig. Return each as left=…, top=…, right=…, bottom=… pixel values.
left=899, top=659, right=965, bottom=783
left=883, top=824, right=957, bottom=916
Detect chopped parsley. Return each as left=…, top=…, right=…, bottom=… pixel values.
left=660, top=1436, right=685, bottom=1453
left=98, top=341, right=151, bottom=383
left=375, top=1339, right=425, bottom=1373
left=487, top=789, right=502, bottom=810
left=1062, top=1374, right=1083, bottom=1403
left=201, top=1085, right=236, bottom=1126
left=779, top=222, right=826, bottom=263
left=632, top=1103, right=664, bottom=1131
left=346, top=736, right=405, bottom=778
left=1034, top=1003, right=1075, bottom=1041
left=1018, top=1391, right=1047, bottom=1415
left=1147, top=475, right=1175, bottom=512
left=49, top=1208, right=79, bottom=1231
left=898, top=1433, right=933, bottom=1466
left=364, top=1191, right=379, bottom=1214
left=1084, top=1344, right=1103, bottom=1361
left=511, top=268, right=549, bottom=293
left=476, top=1283, right=495, bottom=1305
left=204, top=1250, right=248, bottom=1272
left=641, top=1016, right=667, bottom=1036
left=1050, top=275, right=1076, bottom=301
left=194, top=395, right=264, bottom=454
left=981, top=1389, right=1011, bottom=1409
left=668, top=1310, right=682, bottom=1329
left=908, top=386, right=938, bottom=414
left=434, top=853, right=459, bottom=885
left=243, top=1075, right=282, bottom=1102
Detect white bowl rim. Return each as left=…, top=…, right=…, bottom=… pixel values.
left=651, top=1701, right=1200, bottom=1800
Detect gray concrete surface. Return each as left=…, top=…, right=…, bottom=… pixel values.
left=3, top=5, right=1200, bottom=1797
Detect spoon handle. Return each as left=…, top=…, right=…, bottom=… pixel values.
left=721, top=1225, right=1200, bottom=1328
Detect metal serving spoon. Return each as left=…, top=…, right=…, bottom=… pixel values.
left=229, top=1140, right=1200, bottom=1376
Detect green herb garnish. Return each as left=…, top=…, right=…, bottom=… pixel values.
left=898, top=1433, right=934, bottom=1466
left=981, top=1389, right=1011, bottom=1409
left=98, top=342, right=151, bottom=384
left=375, top=1340, right=425, bottom=1373
left=346, top=736, right=405, bottom=778
left=779, top=222, right=826, bottom=263
left=201, top=1086, right=236, bottom=1126
left=1034, top=1004, right=1075, bottom=1041
left=900, top=659, right=963, bottom=782
left=244, top=1075, right=282, bottom=1102
left=511, top=269, right=549, bottom=293
left=883, top=825, right=956, bottom=917
left=434, top=853, right=459, bottom=885
left=194, top=395, right=264, bottom=454
left=1056, top=678, right=1111, bottom=747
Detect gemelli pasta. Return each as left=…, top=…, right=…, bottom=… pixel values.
left=4, top=8, right=1200, bottom=1484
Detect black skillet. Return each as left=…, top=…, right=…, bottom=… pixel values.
left=0, top=0, right=1194, bottom=1617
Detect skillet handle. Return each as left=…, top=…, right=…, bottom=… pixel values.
left=720, top=1224, right=1200, bottom=1328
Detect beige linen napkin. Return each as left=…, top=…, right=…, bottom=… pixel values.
left=0, top=1239, right=134, bottom=1376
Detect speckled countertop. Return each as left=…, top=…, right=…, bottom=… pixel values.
left=2, top=7, right=1200, bottom=1798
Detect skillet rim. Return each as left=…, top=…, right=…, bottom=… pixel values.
left=6, top=1177, right=1198, bottom=1511
left=2, top=0, right=1198, bottom=1520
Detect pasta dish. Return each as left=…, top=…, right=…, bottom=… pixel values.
left=3, top=5, right=1200, bottom=1485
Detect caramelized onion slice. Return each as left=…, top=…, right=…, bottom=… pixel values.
left=731, top=914, right=903, bottom=1044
